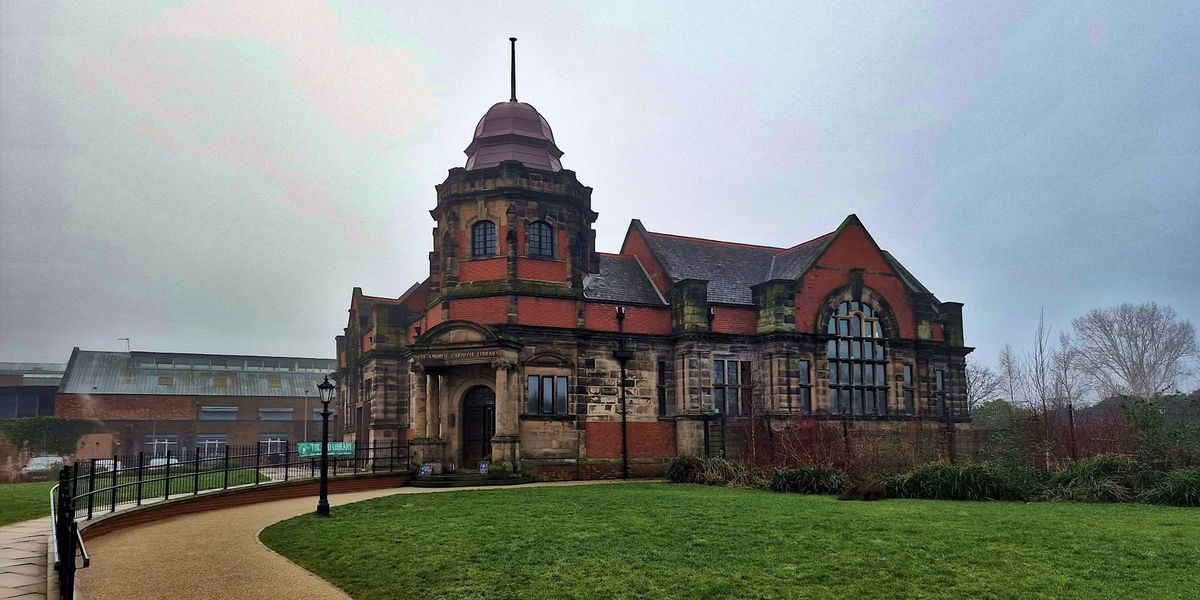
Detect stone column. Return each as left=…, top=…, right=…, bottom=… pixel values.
left=490, top=360, right=519, bottom=473
left=438, top=375, right=452, bottom=465
left=410, top=365, right=427, bottom=439
left=426, top=374, right=442, bottom=467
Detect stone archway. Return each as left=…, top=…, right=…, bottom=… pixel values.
left=461, top=385, right=495, bottom=467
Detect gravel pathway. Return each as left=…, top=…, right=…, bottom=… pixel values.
left=76, top=481, right=630, bottom=600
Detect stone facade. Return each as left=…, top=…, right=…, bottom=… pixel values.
left=335, top=98, right=971, bottom=480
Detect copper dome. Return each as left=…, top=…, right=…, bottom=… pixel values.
left=464, top=101, right=564, bottom=172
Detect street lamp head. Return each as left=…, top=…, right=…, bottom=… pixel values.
left=317, top=375, right=335, bottom=406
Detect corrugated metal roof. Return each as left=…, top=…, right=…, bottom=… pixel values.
left=60, top=351, right=336, bottom=397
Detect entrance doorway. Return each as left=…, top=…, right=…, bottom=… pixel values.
left=461, top=386, right=495, bottom=466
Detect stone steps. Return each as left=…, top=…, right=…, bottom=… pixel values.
left=409, top=472, right=534, bottom=488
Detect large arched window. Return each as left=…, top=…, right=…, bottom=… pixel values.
left=826, top=301, right=888, bottom=416
left=471, top=221, right=496, bottom=257
left=526, top=221, right=553, bottom=257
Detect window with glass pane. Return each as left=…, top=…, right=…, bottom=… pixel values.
left=934, top=369, right=947, bottom=415
left=713, top=359, right=752, bottom=415
left=472, top=220, right=497, bottom=257
left=259, top=408, right=294, bottom=421
left=526, top=375, right=569, bottom=415
left=146, top=435, right=178, bottom=458
left=656, top=360, right=668, bottom=416
left=797, top=359, right=812, bottom=412
left=196, top=434, right=227, bottom=457
left=826, top=301, right=888, bottom=416
left=903, top=365, right=916, bottom=415
left=526, top=221, right=553, bottom=257
left=199, top=406, right=237, bottom=421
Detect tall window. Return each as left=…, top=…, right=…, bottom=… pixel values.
left=259, top=434, right=289, bottom=455
left=657, top=360, right=668, bottom=416
left=526, top=221, right=553, bottom=257
left=826, top=301, right=888, bottom=416
left=526, top=375, right=569, bottom=415
left=903, top=365, right=916, bottom=415
left=713, top=360, right=752, bottom=416
left=933, top=369, right=947, bottom=415
left=196, top=434, right=227, bottom=457
left=472, top=220, right=497, bottom=257
left=797, top=359, right=812, bottom=412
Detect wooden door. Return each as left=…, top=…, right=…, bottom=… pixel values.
left=461, top=386, right=495, bottom=466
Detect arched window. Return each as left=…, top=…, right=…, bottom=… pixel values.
left=526, top=221, right=553, bottom=257
left=826, top=301, right=888, bottom=416
left=471, top=221, right=496, bottom=257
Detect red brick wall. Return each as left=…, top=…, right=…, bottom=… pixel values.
left=516, top=297, right=576, bottom=328
left=711, top=306, right=758, bottom=334
left=794, top=223, right=919, bottom=339
left=447, top=297, right=507, bottom=324
left=522, top=462, right=667, bottom=481
left=582, top=303, right=672, bottom=334
left=618, top=232, right=671, bottom=296
left=585, top=421, right=676, bottom=459
left=459, top=257, right=507, bottom=282
left=516, top=258, right=568, bottom=282
left=56, top=394, right=196, bottom=420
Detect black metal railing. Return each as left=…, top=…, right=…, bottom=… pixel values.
left=51, top=441, right=409, bottom=599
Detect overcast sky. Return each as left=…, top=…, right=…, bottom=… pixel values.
left=1, top=1, right=1197, bottom=370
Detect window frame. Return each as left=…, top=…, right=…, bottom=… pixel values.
left=933, top=369, right=947, bottom=416
left=471, top=220, right=497, bottom=257
left=526, top=220, right=554, bottom=258
left=656, top=360, right=668, bottom=417
left=796, top=359, right=812, bottom=413
left=199, top=406, right=238, bottom=421
left=713, top=359, right=753, bottom=416
left=525, top=374, right=570, bottom=416
left=903, top=364, right=916, bottom=415
left=258, top=407, right=295, bottom=421
left=826, top=300, right=889, bottom=416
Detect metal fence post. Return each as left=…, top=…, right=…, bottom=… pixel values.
left=135, top=452, right=144, bottom=506
left=86, top=459, right=96, bottom=520
left=193, top=448, right=201, bottom=495
left=164, top=449, right=172, bottom=500
left=109, top=455, right=118, bottom=513
left=371, top=442, right=377, bottom=473
left=255, top=441, right=262, bottom=485
left=223, top=445, right=230, bottom=490
left=283, top=446, right=290, bottom=482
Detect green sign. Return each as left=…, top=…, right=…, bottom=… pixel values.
left=298, top=442, right=355, bottom=458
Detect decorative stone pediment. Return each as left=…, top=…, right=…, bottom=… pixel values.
left=417, top=320, right=497, bottom=346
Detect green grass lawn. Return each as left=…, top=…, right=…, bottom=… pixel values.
left=261, top=482, right=1200, bottom=600
left=0, top=481, right=54, bottom=526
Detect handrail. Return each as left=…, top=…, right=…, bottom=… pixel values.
left=75, top=526, right=89, bottom=568
left=50, top=483, right=60, bottom=569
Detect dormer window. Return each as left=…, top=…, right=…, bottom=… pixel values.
left=526, top=221, right=553, bottom=257
left=472, top=220, right=497, bottom=257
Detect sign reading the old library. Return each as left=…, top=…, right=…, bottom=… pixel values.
left=297, top=442, right=355, bottom=458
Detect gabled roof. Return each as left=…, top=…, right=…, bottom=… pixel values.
left=583, top=254, right=666, bottom=305
left=635, top=223, right=834, bottom=305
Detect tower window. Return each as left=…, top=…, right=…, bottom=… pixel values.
left=472, top=220, right=497, bottom=257
left=526, top=221, right=553, bottom=257
left=826, top=301, right=888, bottom=416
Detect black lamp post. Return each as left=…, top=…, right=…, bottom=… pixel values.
left=613, top=307, right=634, bottom=479
left=316, top=375, right=335, bottom=516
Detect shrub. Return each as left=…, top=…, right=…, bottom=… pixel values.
left=1138, top=467, right=1200, bottom=507
left=889, top=462, right=1044, bottom=501
left=768, top=467, right=849, bottom=495
left=1049, top=454, right=1159, bottom=503
left=665, top=455, right=705, bottom=484
left=665, top=455, right=770, bottom=489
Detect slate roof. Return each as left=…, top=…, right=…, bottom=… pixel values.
left=641, top=230, right=834, bottom=305
left=583, top=254, right=666, bottom=305
left=60, top=350, right=336, bottom=397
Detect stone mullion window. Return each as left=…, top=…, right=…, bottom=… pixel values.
left=713, top=359, right=752, bottom=416
left=526, top=221, right=553, bottom=257
left=472, top=220, right=497, bottom=257
left=826, top=301, right=888, bottom=416
left=796, top=359, right=812, bottom=413
left=526, top=374, right=569, bottom=416
left=902, top=364, right=916, bottom=415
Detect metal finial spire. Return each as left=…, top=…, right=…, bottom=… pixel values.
left=509, top=37, right=518, bottom=102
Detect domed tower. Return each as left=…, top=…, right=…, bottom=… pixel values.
left=428, top=40, right=597, bottom=311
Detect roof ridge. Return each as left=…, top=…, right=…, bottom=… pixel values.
left=778, top=232, right=835, bottom=254
left=646, top=230, right=786, bottom=251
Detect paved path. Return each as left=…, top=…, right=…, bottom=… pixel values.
left=76, top=481, right=630, bottom=600
left=0, top=517, right=50, bottom=600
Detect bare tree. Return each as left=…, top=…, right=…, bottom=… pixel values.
left=998, top=344, right=1025, bottom=405
left=966, top=359, right=1002, bottom=411
left=1026, top=308, right=1054, bottom=416
left=1051, top=333, right=1091, bottom=408
left=1072, top=303, right=1198, bottom=399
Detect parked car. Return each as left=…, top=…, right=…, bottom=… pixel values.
left=93, top=459, right=124, bottom=472
left=148, top=457, right=180, bottom=468
left=19, top=456, right=65, bottom=481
